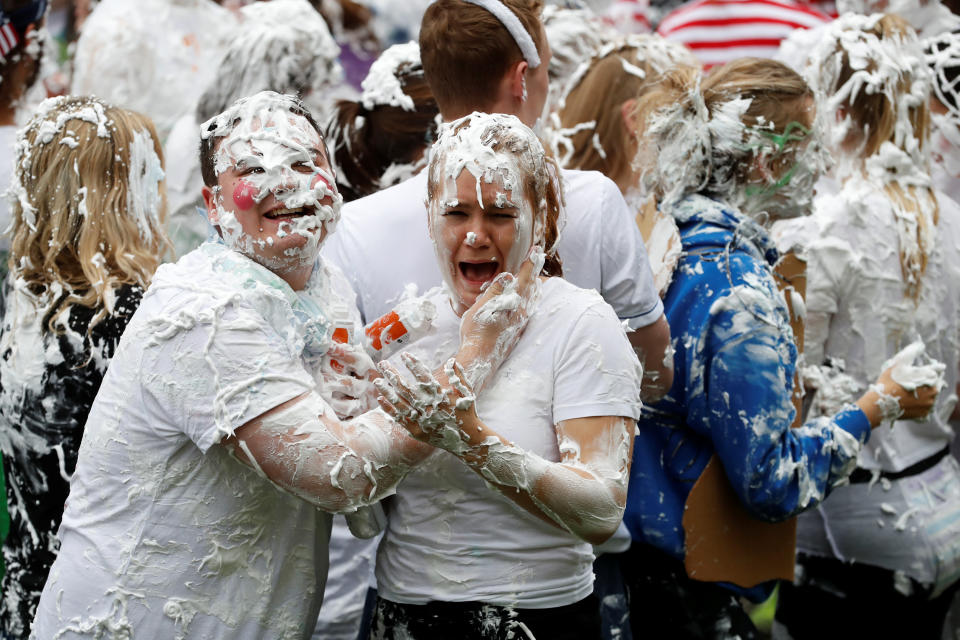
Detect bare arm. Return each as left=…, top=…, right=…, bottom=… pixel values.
left=226, top=392, right=433, bottom=513
left=223, top=253, right=546, bottom=513
left=377, top=355, right=634, bottom=545
left=629, top=313, right=673, bottom=402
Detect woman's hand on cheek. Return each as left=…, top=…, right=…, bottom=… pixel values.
left=375, top=354, right=480, bottom=455
left=458, top=246, right=544, bottom=390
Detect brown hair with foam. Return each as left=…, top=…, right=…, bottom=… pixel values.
left=9, top=96, right=171, bottom=332
left=326, top=63, right=439, bottom=201
left=419, top=0, right=546, bottom=116
left=558, top=37, right=693, bottom=190
left=427, top=114, right=564, bottom=277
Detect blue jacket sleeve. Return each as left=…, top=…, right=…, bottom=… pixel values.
left=692, top=281, right=871, bottom=522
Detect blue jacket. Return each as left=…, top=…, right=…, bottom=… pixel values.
left=623, top=194, right=871, bottom=600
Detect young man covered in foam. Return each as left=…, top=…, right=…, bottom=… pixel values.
left=773, top=15, right=960, bottom=638
left=366, top=111, right=643, bottom=639
left=622, top=58, right=940, bottom=638
left=30, top=91, right=531, bottom=640
left=322, top=0, right=674, bottom=403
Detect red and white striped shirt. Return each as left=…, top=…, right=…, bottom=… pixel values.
left=657, top=0, right=832, bottom=69
left=0, top=22, right=19, bottom=58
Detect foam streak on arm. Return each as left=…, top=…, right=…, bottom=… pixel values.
left=377, top=354, right=633, bottom=544
left=469, top=415, right=635, bottom=545
left=228, top=392, right=431, bottom=513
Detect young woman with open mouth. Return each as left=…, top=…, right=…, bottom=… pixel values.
left=370, top=112, right=644, bottom=640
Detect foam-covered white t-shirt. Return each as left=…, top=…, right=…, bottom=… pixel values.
left=778, top=176, right=960, bottom=472
left=31, top=244, right=358, bottom=640
left=375, top=277, right=643, bottom=609
left=322, top=168, right=664, bottom=328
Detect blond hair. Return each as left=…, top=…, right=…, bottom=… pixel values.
left=822, top=13, right=936, bottom=299
left=633, top=58, right=812, bottom=205
left=557, top=36, right=694, bottom=188
left=8, top=96, right=170, bottom=332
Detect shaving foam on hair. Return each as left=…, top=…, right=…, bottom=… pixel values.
left=805, top=13, right=931, bottom=177
left=360, top=41, right=421, bottom=111
left=126, top=129, right=165, bottom=243
left=807, top=14, right=938, bottom=297
left=427, top=112, right=558, bottom=309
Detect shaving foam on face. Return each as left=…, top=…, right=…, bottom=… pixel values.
left=202, top=91, right=342, bottom=273
left=427, top=113, right=555, bottom=310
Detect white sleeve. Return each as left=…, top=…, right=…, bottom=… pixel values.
left=552, top=296, right=644, bottom=423
left=142, top=299, right=315, bottom=452
left=597, top=179, right=664, bottom=329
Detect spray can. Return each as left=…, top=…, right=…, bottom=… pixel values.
left=365, top=304, right=431, bottom=360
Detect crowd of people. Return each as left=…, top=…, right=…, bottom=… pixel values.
left=0, top=0, right=959, bottom=639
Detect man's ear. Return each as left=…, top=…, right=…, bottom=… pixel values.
left=201, top=185, right=220, bottom=224
left=509, top=59, right=530, bottom=102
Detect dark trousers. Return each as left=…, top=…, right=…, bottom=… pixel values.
left=621, top=543, right=760, bottom=640
left=776, top=553, right=960, bottom=639
left=369, top=594, right=602, bottom=640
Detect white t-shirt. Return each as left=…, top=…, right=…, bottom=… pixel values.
left=375, top=277, right=643, bottom=609
left=0, top=125, right=17, bottom=252
left=779, top=176, right=960, bottom=472
left=322, top=169, right=664, bottom=328
left=31, top=244, right=361, bottom=640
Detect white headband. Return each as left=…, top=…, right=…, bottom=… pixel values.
left=463, top=0, right=541, bottom=68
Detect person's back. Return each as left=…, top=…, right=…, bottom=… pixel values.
left=769, top=14, right=960, bottom=638
left=798, top=181, right=960, bottom=467
left=0, top=95, right=170, bottom=638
